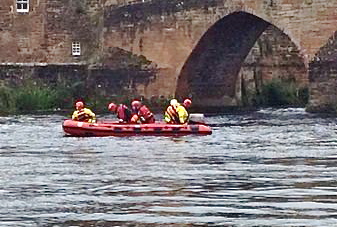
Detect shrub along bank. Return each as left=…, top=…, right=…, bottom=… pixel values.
left=0, top=79, right=309, bottom=115
left=242, top=79, right=309, bottom=108
left=0, top=82, right=171, bottom=115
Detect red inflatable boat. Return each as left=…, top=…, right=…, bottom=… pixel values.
left=62, top=119, right=212, bottom=137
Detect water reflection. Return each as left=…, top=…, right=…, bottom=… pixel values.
left=0, top=109, right=337, bottom=226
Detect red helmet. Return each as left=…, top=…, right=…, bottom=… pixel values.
left=75, top=101, right=84, bottom=110
left=131, top=100, right=141, bottom=109
left=183, top=98, right=192, bottom=108
left=108, top=102, right=117, bottom=112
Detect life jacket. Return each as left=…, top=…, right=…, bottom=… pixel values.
left=183, top=104, right=190, bottom=119
left=76, top=110, right=91, bottom=122
left=117, top=104, right=132, bottom=123
left=176, top=104, right=189, bottom=124
left=165, top=105, right=180, bottom=124
left=72, top=108, right=96, bottom=123
left=164, top=104, right=188, bottom=124
left=138, top=105, right=155, bottom=123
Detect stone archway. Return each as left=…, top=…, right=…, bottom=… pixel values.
left=175, top=11, right=308, bottom=109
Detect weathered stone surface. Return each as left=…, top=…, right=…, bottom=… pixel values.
left=307, top=31, right=337, bottom=113
left=102, top=0, right=337, bottom=108
left=0, top=0, right=336, bottom=110
left=0, top=62, right=155, bottom=102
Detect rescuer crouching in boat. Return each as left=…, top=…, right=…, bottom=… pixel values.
left=130, top=100, right=155, bottom=124
left=183, top=98, right=192, bottom=111
left=72, top=101, right=96, bottom=123
left=108, top=102, right=132, bottom=123
left=164, top=99, right=190, bottom=124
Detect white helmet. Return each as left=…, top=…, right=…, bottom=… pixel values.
left=170, top=99, right=178, bottom=106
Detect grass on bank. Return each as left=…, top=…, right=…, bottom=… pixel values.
left=0, top=79, right=309, bottom=115
left=243, top=79, right=309, bottom=108
left=0, top=83, right=172, bottom=115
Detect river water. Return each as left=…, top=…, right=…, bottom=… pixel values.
left=1, top=108, right=337, bottom=226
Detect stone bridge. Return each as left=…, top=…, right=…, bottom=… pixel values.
left=0, top=0, right=336, bottom=111
left=104, top=0, right=337, bottom=110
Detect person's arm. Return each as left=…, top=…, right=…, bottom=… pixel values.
left=164, top=110, right=171, bottom=123
left=178, top=106, right=188, bottom=124
left=131, top=114, right=139, bottom=123
left=85, top=109, right=96, bottom=123
left=72, top=111, right=78, bottom=120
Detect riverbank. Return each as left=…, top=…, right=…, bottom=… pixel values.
left=0, top=77, right=310, bottom=116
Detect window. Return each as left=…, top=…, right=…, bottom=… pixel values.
left=72, top=42, right=81, bottom=56
left=17, top=0, right=29, bottom=13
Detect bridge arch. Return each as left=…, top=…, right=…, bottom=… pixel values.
left=175, top=11, right=308, bottom=109
left=103, top=2, right=332, bottom=107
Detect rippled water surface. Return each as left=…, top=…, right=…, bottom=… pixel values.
left=1, top=108, right=337, bottom=226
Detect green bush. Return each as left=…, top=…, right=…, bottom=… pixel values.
left=0, top=83, right=71, bottom=114
left=254, top=79, right=308, bottom=107
left=0, top=85, right=16, bottom=113
left=14, top=86, right=58, bottom=112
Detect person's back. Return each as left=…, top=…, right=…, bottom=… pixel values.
left=164, top=99, right=188, bottom=124
left=131, top=100, right=155, bottom=123
left=108, top=102, right=132, bottom=123
left=164, top=99, right=180, bottom=124
left=116, top=104, right=132, bottom=123
left=138, top=104, right=155, bottom=123
left=175, top=103, right=188, bottom=124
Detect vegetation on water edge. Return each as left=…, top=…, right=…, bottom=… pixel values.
left=242, top=79, right=309, bottom=107
left=0, top=81, right=172, bottom=116
left=0, top=78, right=309, bottom=116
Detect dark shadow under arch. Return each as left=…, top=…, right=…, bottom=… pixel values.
left=175, top=11, right=306, bottom=109
left=176, top=12, right=269, bottom=106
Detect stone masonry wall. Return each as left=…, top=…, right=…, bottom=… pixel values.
left=0, top=63, right=155, bottom=103
left=0, top=0, right=47, bottom=62
left=0, top=0, right=103, bottom=63
left=0, top=0, right=336, bottom=110
left=103, top=0, right=336, bottom=108
left=307, top=31, right=337, bottom=112
left=240, top=24, right=308, bottom=104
